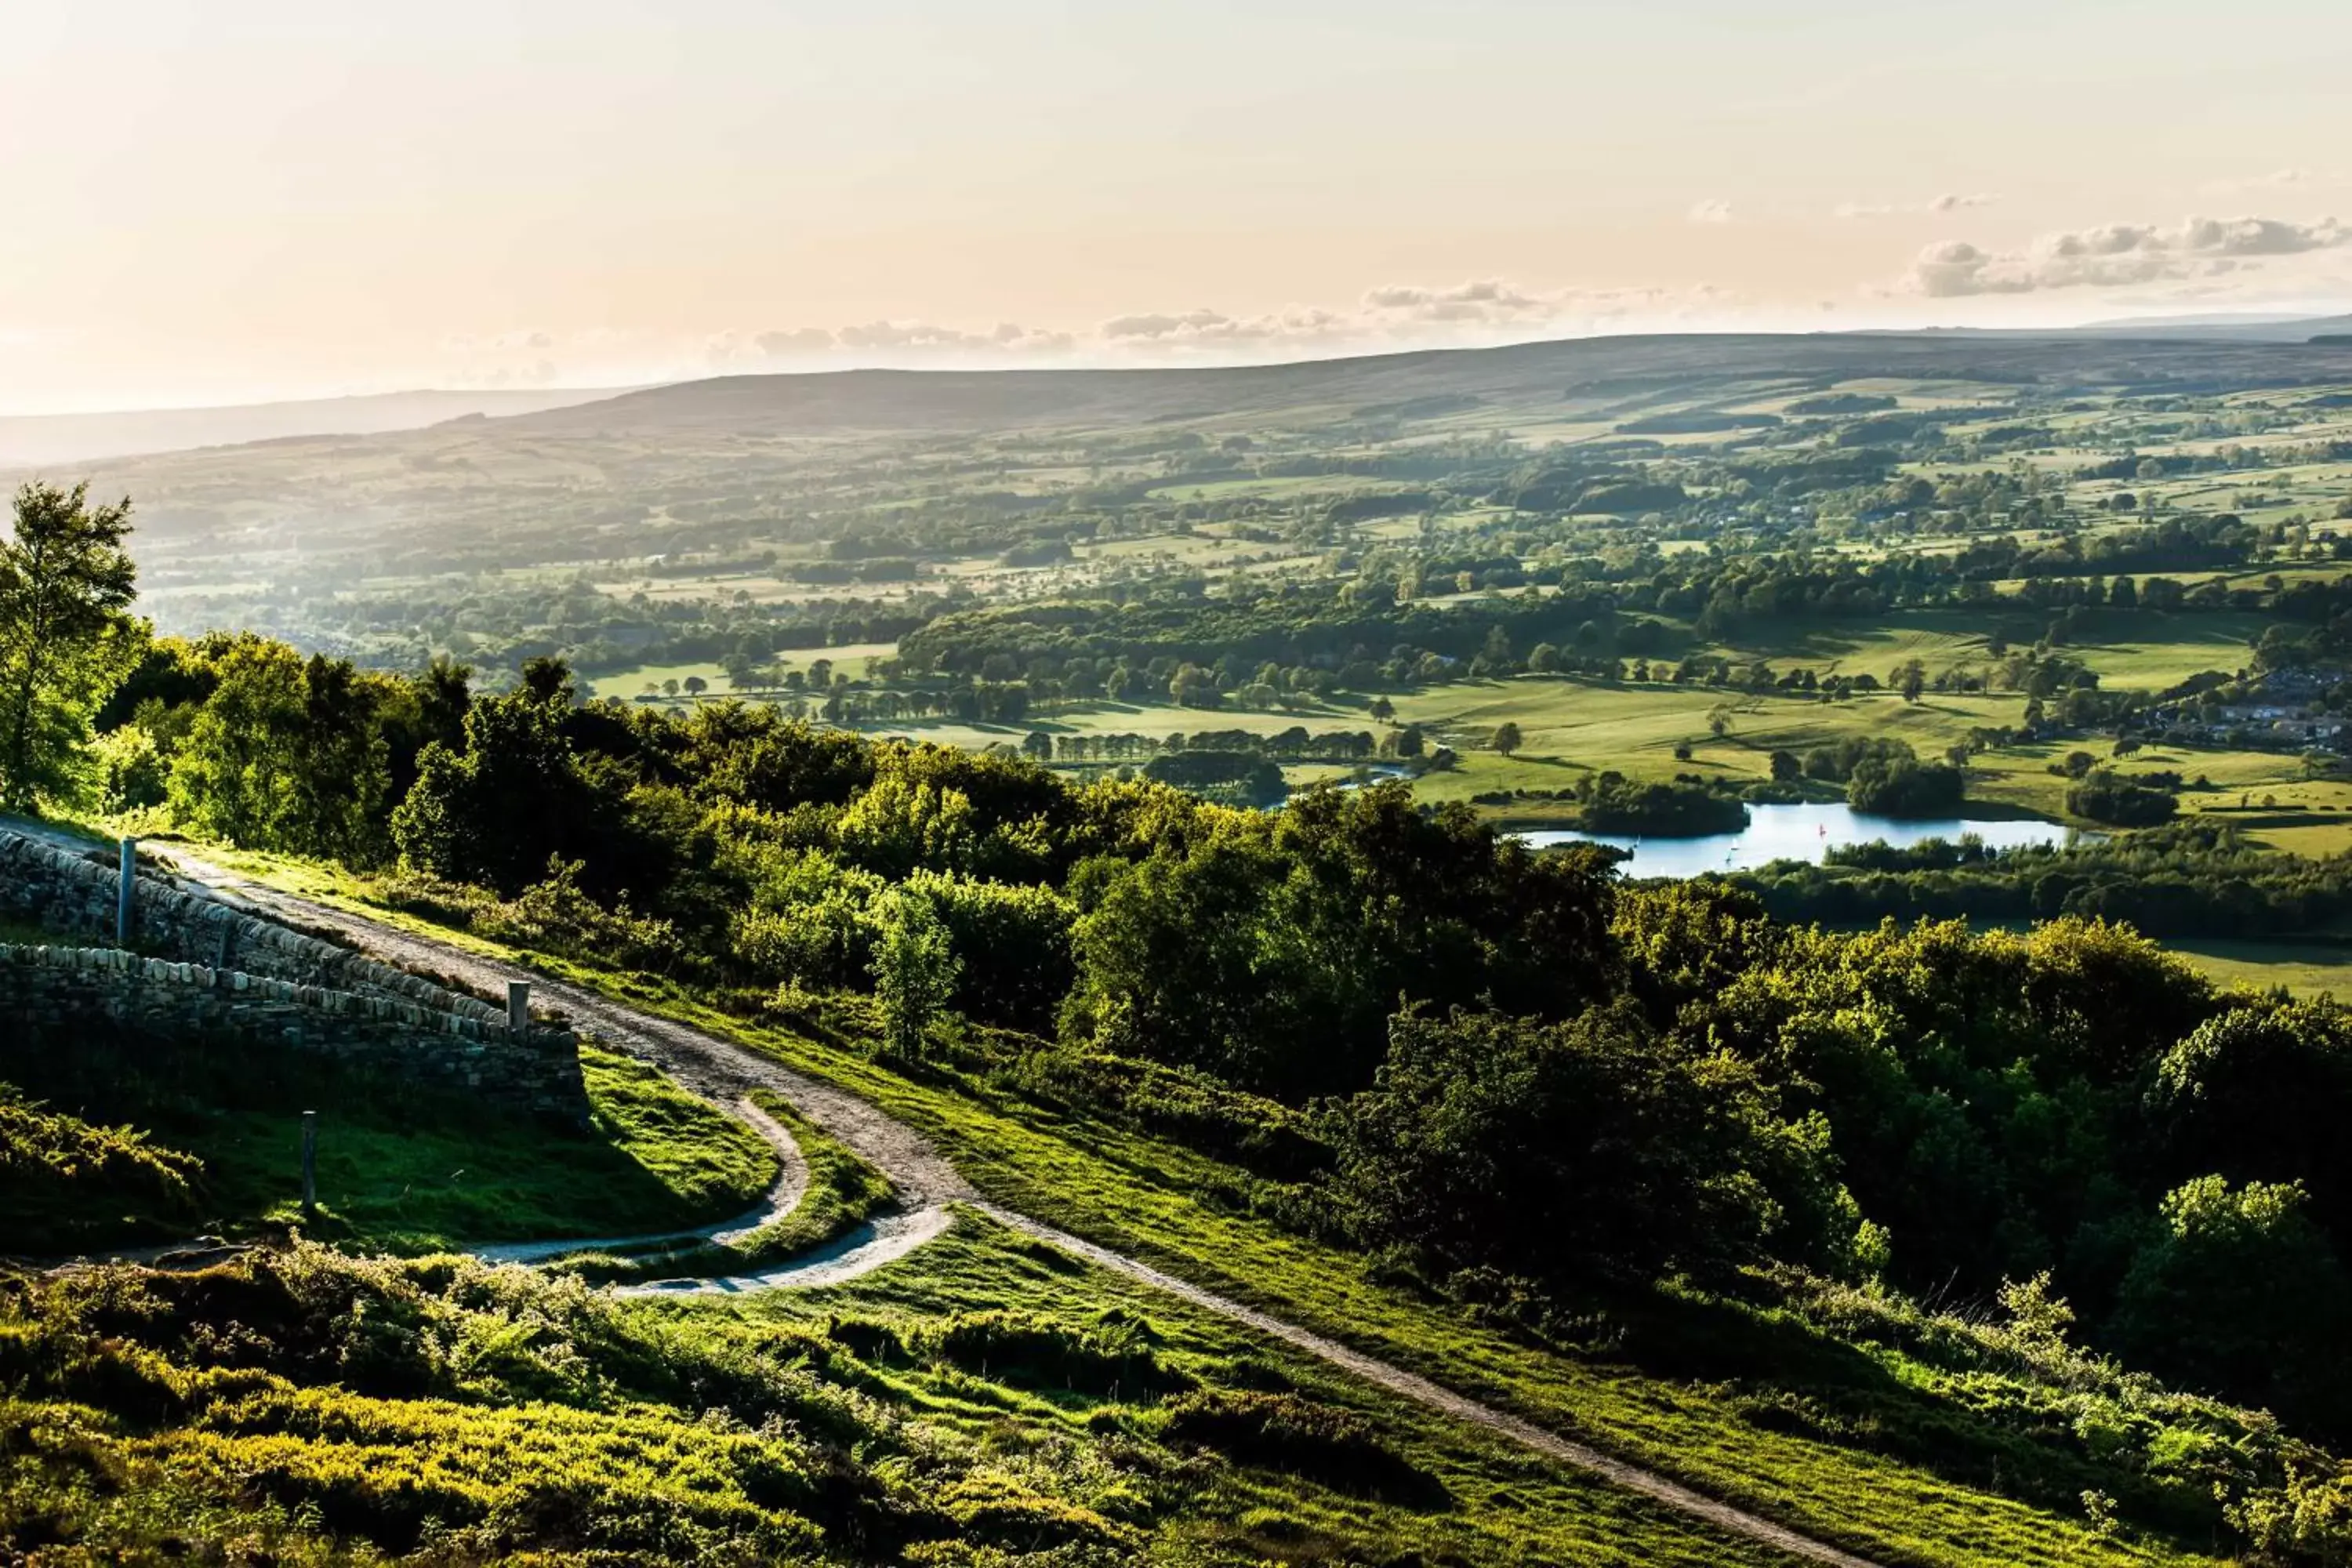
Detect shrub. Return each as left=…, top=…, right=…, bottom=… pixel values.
left=2067, top=772, right=2178, bottom=827
left=1162, top=1389, right=1436, bottom=1501
left=1847, top=757, right=1965, bottom=817
left=918, top=1309, right=1185, bottom=1399
left=0, top=1083, right=203, bottom=1249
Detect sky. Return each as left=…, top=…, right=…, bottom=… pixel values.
left=4, top=0, right=2350, bottom=413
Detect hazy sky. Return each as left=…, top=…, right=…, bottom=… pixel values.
left=5, top=0, right=2349, bottom=412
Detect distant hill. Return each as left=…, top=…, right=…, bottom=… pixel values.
left=2067, top=312, right=2352, bottom=343
left=499, top=329, right=2352, bottom=439
left=0, top=386, right=638, bottom=469
left=22, top=328, right=2352, bottom=597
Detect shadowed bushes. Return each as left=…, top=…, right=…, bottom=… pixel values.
left=917, top=1308, right=1189, bottom=1401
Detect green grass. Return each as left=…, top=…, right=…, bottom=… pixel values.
left=1376, top=670, right=2333, bottom=829
left=573, top=1046, right=782, bottom=1221
left=730, top=1091, right=895, bottom=1256
left=853, top=695, right=1363, bottom=752
left=0, top=1030, right=775, bottom=1254
left=1706, top=607, right=2261, bottom=693
left=553, top=1091, right=895, bottom=1283
left=2164, top=935, right=2352, bottom=1000
left=547, top=973, right=2210, bottom=1567
left=743, top=1212, right=1809, bottom=1566
left=0, top=1222, right=1803, bottom=1568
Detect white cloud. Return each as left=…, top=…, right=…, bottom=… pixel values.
left=1835, top=192, right=1998, bottom=220
left=1086, top=280, right=1730, bottom=355
left=437, top=276, right=1747, bottom=385
left=1686, top=199, right=1734, bottom=224
left=1902, top=214, right=2351, bottom=296
left=753, top=326, right=833, bottom=354
left=1362, top=279, right=1541, bottom=315
left=2199, top=168, right=2322, bottom=196
left=833, top=318, right=1072, bottom=351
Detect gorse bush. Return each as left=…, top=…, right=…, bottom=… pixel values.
left=0, top=1246, right=1131, bottom=1563
left=1161, top=1389, right=1438, bottom=1503
left=470, top=854, right=685, bottom=973
left=919, top=1308, right=1186, bottom=1399
left=0, top=1083, right=203, bottom=1250
left=3, top=1240, right=1452, bottom=1566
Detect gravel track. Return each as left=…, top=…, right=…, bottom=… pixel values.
left=477, top=1096, right=811, bottom=1265
left=16, top=824, right=1886, bottom=1568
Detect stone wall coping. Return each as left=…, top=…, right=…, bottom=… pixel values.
left=0, top=939, right=575, bottom=1050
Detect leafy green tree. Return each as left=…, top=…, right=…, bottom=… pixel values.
left=1847, top=756, right=1963, bottom=816
left=2149, top=1004, right=2352, bottom=1233
left=2066, top=771, right=2176, bottom=826
left=1768, top=749, right=1802, bottom=783
left=1062, top=784, right=1620, bottom=1099
left=166, top=638, right=393, bottom=861
left=2109, top=1176, right=2352, bottom=1430
left=868, top=886, right=960, bottom=1059
left=0, top=482, right=142, bottom=811
left=1319, top=1002, right=1842, bottom=1282
left=1492, top=721, right=1523, bottom=757
left=1169, top=662, right=1221, bottom=708
left=903, top=868, right=1074, bottom=1031
left=392, top=682, right=607, bottom=893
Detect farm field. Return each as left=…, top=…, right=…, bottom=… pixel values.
left=1698, top=607, right=2266, bottom=691
left=2165, top=936, right=2352, bottom=1000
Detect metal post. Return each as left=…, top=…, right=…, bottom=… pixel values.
left=507, top=981, right=531, bottom=1035
left=116, top=837, right=137, bottom=946
left=299, top=1111, right=318, bottom=1221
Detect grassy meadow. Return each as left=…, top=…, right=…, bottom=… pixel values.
left=0, top=1033, right=775, bottom=1255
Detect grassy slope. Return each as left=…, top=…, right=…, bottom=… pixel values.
left=551, top=1091, right=896, bottom=1283
left=224, top=849, right=2187, bottom=1568
left=2165, top=935, right=2352, bottom=1000
left=0, top=1032, right=775, bottom=1254
left=757, top=1213, right=1811, bottom=1567
left=0, top=1222, right=1804, bottom=1568
left=677, top=1002, right=2189, bottom=1568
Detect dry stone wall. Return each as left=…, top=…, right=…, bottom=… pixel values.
left=0, top=830, right=586, bottom=1123
left=1, top=830, right=504, bottom=1019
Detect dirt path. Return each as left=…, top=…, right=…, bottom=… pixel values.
left=477, top=1095, right=811, bottom=1266
left=15, top=823, right=1886, bottom=1568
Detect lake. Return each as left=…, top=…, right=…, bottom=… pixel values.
left=1523, top=801, right=2084, bottom=878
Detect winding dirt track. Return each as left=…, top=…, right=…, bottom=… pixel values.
left=38, top=829, right=1886, bottom=1568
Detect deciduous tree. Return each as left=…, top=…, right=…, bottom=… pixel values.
left=0, top=482, right=141, bottom=811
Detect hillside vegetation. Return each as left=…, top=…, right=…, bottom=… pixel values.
left=13, top=328, right=2352, bottom=1563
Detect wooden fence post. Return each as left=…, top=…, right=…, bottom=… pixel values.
left=116, top=837, right=136, bottom=946
left=300, top=1110, right=318, bottom=1220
